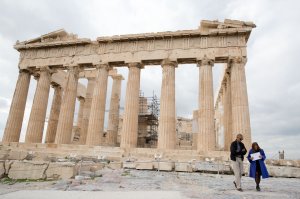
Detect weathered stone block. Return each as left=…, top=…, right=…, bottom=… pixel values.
left=8, top=161, right=49, bottom=180
left=153, top=162, right=174, bottom=171
left=195, top=161, right=230, bottom=173
left=46, top=162, right=76, bottom=180
left=106, top=156, right=122, bottom=162
left=175, top=162, right=193, bottom=172
left=107, top=162, right=123, bottom=170
left=75, top=161, right=95, bottom=174
left=31, top=152, right=50, bottom=161
left=0, top=161, right=5, bottom=178
left=8, top=150, right=28, bottom=160
left=4, top=160, right=13, bottom=174
left=0, top=148, right=10, bottom=160
left=136, top=161, right=153, bottom=170
left=123, top=161, right=136, bottom=169
left=90, top=162, right=106, bottom=172
left=267, top=165, right=300, bottom=178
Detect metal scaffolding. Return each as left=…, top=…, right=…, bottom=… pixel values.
left=138, top=90, right=160, bottom=147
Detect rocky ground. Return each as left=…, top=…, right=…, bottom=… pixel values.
left=0, top=169, right=299, bottom=199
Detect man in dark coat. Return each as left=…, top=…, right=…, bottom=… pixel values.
left=230, top=134, right=247, bottom=191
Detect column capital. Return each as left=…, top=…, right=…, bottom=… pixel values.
left=161, top=59, right=178, bottom=67
left=127, top=62, right=144, bottom=69
left=39, top=66, right=54, bottom=76
left=111, top=74, right=124, bottom=80
left=228, top=56, right=247, bottom=65
left=50, top=82, right=61, bottom=89
left=95, top=63, right=112, bottom=71
left=197, top=55, right=214, bottom=66
left=32, top=66, right=51, bottom=79
left=65, top=64, right=80, bottom=71
left=65, top=65, right=81, bottom=79
left=86, top=76, right=96, bottom=81
left=18, top=69, right=30, bottom=74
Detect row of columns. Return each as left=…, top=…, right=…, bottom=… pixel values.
left=2, top=56, right=251, bottom=151
left=2, top=65, right=123, bottom=147
left=215, top=57, right=251, bottom=150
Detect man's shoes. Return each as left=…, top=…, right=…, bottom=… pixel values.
left=256, top=185, right=261, bottom=191
left=233, top=181, right=237, bottom=188
left=237, top=188, right=243, bottom=192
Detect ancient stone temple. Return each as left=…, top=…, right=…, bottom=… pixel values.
left=1, top=19, right=255, bottom=152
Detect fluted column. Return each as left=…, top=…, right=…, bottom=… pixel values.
left=79, top=77, right=95, bottom=144
left=25, top=67, right=51, bottom=143
left=86, top=64, right=110, bottom=145
left=192, top=110, right=199, bottom=149
left=55, top=66, right=79, bottom=144
left=215, top=92, right=224, bottom=150
left=223, top=73, right=232, bottom=151
left=157, top=59, right=177, bottom=149
left=77, top=97, right=85, bottom=129
left=230, top=56, right=251, bottom=149
left=197, top=57, right=215, bottom=151
left=219, top=88, right=225, bottom=150
left=106, top=74, right=123, bottom=146
left=120, top=62, right=143, bottom=148
left=2, top=69, right=31, bottom=143
left=45, top=84, right=62, bottom=143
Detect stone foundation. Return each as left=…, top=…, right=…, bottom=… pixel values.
left=0, top=143, right=299, bottom=180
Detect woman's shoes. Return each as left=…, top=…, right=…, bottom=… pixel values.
left=256, top=185, right=261, bottom=191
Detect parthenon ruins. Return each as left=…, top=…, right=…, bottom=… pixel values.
left=1, top=19, right=255, bottom=154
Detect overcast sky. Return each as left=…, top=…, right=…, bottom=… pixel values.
left=0, top=0, right=299, bottom=159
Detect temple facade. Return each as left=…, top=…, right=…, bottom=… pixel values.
left=2, top=19, right=255, bottom=151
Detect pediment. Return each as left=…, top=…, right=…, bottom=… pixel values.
left=16, top=29, right=79, bottom=45
left=200, top=19, right=256, bottom=33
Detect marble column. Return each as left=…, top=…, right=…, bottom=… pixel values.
left=120, top=62, right=143, bottom=148
left=77, top=96, right=85, bottom=129
left=25, top=67, right=51, bottom=143
left=219, top=87, right=225, bottom=150
left=2, top=69, right=31, bottom=143
left=223, top=74, right=232, bottom=151
left=197, top=57, right=215, bottom=151
left=230, top=56, right=251, bottom=149
left=86, top=65, right=110, bottom=145
left=55, top=66, right=79, bottom=144
left=215, top=93, right=224, bottom=150
left=192, top=110, right=199, bottom=150
left=157, top=59, right=177, bottom=149
left=79, top=77, right=95, bottom=144
left=45, top=84, right=62, bottom=143
left=106, top=74, right=123, bottom=146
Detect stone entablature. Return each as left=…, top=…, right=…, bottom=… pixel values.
left=15, top=19, right=255, bottom=69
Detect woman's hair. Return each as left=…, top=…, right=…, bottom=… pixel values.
left=252, top=142, right=261, bottom=151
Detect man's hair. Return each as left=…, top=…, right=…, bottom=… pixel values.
left=236, top=134, right=243, bottom=138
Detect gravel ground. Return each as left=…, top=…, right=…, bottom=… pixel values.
left=0, top=168, right=299, bottom=199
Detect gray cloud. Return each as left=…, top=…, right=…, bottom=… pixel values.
left=0, top=0, right=299, bottom=159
